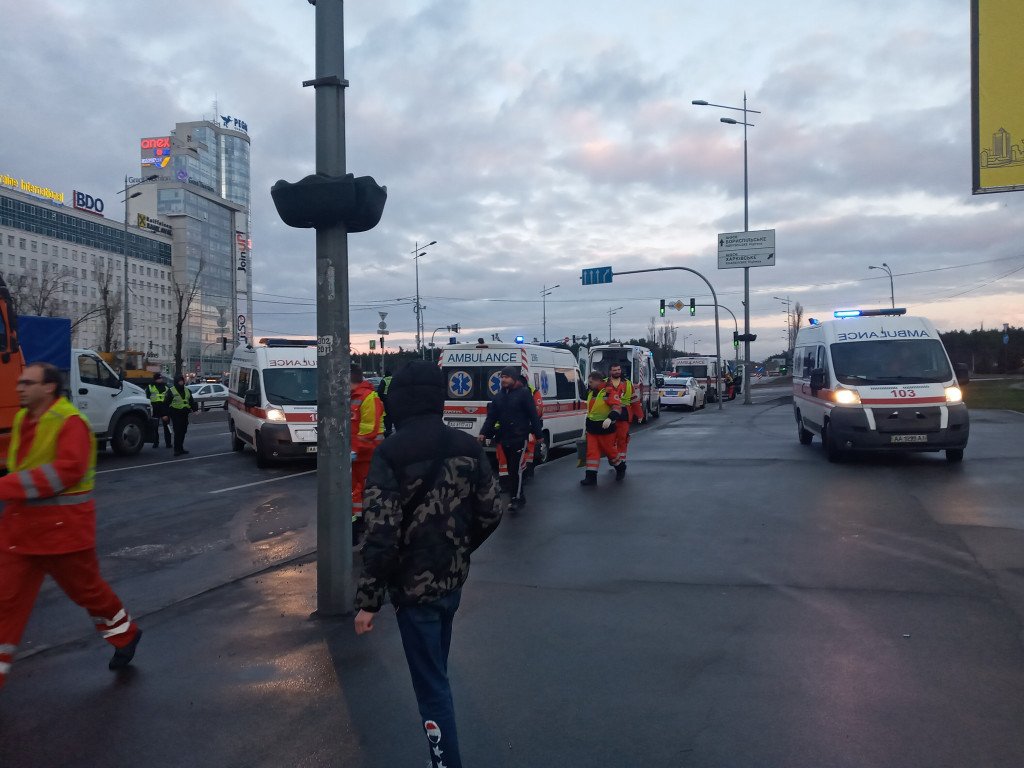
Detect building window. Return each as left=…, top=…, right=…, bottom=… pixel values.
left=6, top=235, right=12, bottom=247
left=42, top=243, right=48, bottom=255
left=19, top=238, right=25, bottom=249
left=19, top=256, right=26, bottom=267
left=30, top=241, right=37, bottom=252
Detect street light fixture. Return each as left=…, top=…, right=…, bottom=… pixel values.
left=120, top=173, right=158, bottom=361
left=607, top=306, right=624, bottom=341
left=411, top=240, right=438, bottom=359
left=540, top=284, right=560, bottom=342
left=868, top=262, right=895, bottom=308
left=693, top=93, right=761, bottom=405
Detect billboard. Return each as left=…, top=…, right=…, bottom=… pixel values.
left=140, top=136, right=173, bottom=170
left=972, top=0, right=1024, bottom=193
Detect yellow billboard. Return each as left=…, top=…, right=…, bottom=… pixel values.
left=972, top=0, right=1024, bottom=193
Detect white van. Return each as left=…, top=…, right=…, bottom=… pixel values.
left=438, top=341, right=586, bottom=462
left=584, top=343, right=660, bottom=419
left=791, top=308, right=969, bottom=462
left=228, top=339, right=318, bottom=467
left=669, top=355, right=724, bottom=401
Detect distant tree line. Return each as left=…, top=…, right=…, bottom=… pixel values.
left=941, top=326, right=1023, bottom=374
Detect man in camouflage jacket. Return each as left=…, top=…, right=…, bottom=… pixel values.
left=355, top=361, right=501, bottom=768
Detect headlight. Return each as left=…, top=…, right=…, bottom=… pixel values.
left=658, top=390, right=665, bottom=396
left=265, top=408, right=287, bottom=422
left=944, top=386, right=963, bottom=403
left=833, top=388, right=861, bottom=405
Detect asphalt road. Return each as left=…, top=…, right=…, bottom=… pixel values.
left=5, top=387, right=1024, bottom=767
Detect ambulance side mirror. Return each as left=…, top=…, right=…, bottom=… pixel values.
left=954, top=362, right=970, bottom=386
left=809, top=368, right=825, bottom=392
left=244, top=390, right=260, bottom=408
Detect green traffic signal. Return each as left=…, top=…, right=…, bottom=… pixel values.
left=689, top=298, right=696, bottom=316
left=659, top=299, right=666, bottom=317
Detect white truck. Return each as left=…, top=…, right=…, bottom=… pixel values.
left=70, top=349, right=157, bottom=455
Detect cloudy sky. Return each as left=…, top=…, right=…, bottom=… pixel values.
left=3, top=0, right=1022, bottom=359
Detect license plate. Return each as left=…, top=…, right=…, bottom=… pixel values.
left=306, top=446, right=318, bottom=453
left=891, top=434, right=927, bottom=444
left=665, top=390, right=678, bottom=396
left=446, top=419, right=475, bottom=429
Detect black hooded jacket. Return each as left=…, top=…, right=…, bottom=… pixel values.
left=356, top=361, right=502, bottom=611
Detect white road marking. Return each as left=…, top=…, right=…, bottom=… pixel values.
left=209, top=470, right=317, bottom=494
left=96, top=452, right=237, bottom=474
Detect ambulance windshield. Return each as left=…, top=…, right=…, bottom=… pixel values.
left=830, top=339, right=953, bottom=385
left=262, top=368, right=317, bottom=405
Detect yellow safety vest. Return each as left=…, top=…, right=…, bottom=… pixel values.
left=169, top=386, right=192, bottom=410
left=8, top=397, right=96, bottom=495
left=147, top=383, right=166, bottom=403
left=586, top=389, right=617, bottom=422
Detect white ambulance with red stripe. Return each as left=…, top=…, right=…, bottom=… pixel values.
left=439, top=341, right=586, bottom=463
left=792, top=308, right=969, bottom=463
left=228, top=339, right=318, bottom=467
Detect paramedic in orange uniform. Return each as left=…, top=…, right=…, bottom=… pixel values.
left=0, top=362, right=142, bottom=690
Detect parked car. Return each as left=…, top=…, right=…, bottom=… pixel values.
left=187, top=382, right=230, bottom=411
left=658, top=376, right=705, bottom=411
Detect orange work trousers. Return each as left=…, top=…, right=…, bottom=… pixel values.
left=585, top=431, right=620, bottom=472
left=0, top=548, right=139, bottom=689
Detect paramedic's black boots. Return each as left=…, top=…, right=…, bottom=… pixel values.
left=615, top=462, right=627, bottom=481
left=580, top=471, right=597, bottom=486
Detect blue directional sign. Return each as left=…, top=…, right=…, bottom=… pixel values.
left=580, top=266, right=614, bottom=285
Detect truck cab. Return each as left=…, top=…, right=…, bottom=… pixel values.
left=71, top=348, right=155, bottom=455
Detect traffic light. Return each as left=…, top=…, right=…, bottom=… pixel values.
left=733, top=331, right=739, bottom=348
left=689, top=298, right=696, bottom=316
left=221, top=336, right=227, bottom=351
left=659, top=299, right=666, bottom=317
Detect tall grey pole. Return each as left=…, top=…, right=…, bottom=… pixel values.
left=313, top=0, right=353, bottom=615
left=122, top=175, right=131, bottom=358
left=741, top=92, right=752, bottom=405
left=414, top=242, right=422, bottom=358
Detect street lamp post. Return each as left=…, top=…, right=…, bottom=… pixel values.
left=868, top=262, right=895, bottom=308
left=607, top=306, right=623, bottom=341
left=773, top=295, right=793, bottom=355
left=120, top=174, right=158, bottom=361
left=540, top=284, right=560, bottom=342
left=412, top=240, right=438, bottom=358
left=693, top=93, right=761, bottom=405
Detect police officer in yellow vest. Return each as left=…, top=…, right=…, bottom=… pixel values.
left=168, top=374, right=198, bottom=456
left=147, top=372, right=172, bottom=449
left=0, top=362, right=142, bottom=689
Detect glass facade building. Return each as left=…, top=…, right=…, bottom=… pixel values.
left=143, top=119, right=251, bottom=375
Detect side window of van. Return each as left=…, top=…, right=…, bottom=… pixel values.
left=815, top=346, right=829, bottom=386
left=236, top=367, right=250, bottom=396
left=554, top=367, right=578, bottom=400
left=795, top=346, right=812, bottom=379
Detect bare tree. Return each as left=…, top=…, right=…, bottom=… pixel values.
left=646, top=316, right=656, bottom=343
left=5, top=267, right=68, bottom=317
left=791, top=302, right=804, bottom=345
left=654, top=320, right=678, bottom=369
left=95, top=264, right=123, bottom=353
left=171, top=257, right=205, bottom=378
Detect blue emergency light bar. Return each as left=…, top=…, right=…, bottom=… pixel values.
left=833, top=308, right=907, bottom=318
left=514, top=335, right=525, bottom=344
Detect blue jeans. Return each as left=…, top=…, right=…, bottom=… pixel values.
left=396, top=589, right=463, bottom=768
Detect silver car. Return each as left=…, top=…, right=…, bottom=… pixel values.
left=186, top=382, right=230, bottom=411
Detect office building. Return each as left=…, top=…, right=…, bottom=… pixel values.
left=0, top=172, right=173, bottom=363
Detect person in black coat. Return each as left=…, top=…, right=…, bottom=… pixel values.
left=479, top=365, right=542, bottom=511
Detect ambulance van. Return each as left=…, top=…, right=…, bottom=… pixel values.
left=585, top=343, right=660, bottom=419
left=228, top=338, right=318, bottom=467
left=438, top=341, right=586, bottom=463
left=791, top=308, right=969, bottom=463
